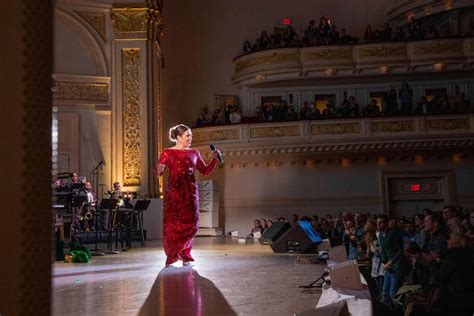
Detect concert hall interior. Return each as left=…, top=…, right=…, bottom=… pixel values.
left=2, top=0, right=474, bottom=315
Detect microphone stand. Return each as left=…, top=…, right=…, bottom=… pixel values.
left=89, top=161, right=105, bottom=256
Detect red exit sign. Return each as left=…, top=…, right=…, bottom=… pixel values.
left=283, top=18, right=292, bottom=25
left=411, top=184, right=421, bottom=192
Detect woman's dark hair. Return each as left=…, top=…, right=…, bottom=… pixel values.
left=169, top=124, right=190, bottom=143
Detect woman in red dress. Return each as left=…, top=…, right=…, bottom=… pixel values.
left=155, top=124, right=220, bottom=267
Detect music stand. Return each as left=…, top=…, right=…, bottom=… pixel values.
left=100, top=199, right=120, bottom=253
left=133, top=200, right=151, bottom=246
left=71, top=195, right=87, bottom=207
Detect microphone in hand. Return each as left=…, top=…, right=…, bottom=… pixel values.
left=210, top=144, right=223, bottom=163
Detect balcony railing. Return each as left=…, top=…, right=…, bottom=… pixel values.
left=193, top=114, right=474, bottom=161
left=232, top=38, right=474, bottom=86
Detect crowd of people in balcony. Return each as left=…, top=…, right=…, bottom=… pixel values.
left=196, top=104, right=242, bottom=127
left=241, top=15, right=468, bottom=55
left=248, top=206, right=474, bottom=315
left=194, top=83, right=471, bottom=128
left=242, top=16, right=359, bottom=54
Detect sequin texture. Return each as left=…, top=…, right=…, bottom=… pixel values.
left=156, top=149, right=218, bottom=265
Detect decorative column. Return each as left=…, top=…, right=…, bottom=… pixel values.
left=111, top=2, right=163, bottom=196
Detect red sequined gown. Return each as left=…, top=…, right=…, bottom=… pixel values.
left=156, top=149, right=218, bottom=265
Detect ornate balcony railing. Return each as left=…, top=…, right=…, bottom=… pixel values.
left=193, top=114, right=474, bottom=162
left=386, top=0, right=473, bottom=22
left=232, top=38, right=474, bottom=86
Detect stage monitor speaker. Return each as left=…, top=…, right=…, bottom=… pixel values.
left=313, top=301, right=350, bottom=316
left=329, top=260, right=362, bottom=290
left=271, top=221, right=322, bottom=253
left=259, top=221, right=291, bottom=245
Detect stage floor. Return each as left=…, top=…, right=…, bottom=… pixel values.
left=52, top=237, right=324, bottom=315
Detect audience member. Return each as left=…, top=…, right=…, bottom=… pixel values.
left=229, top=106, right=242, bottom=124
left=363, top=99, right=381, bottom=117
left=442, top=205, right=462, bottom=234
left=399, top=82, right=413, bottom=115
left=413, top=96, right=432, bottom=115
left=379, top=215, right=404, bottom=306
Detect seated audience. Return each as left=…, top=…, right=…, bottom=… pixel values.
left=363, top=99, right=381, bottom=117
left=339, top=96, right=360, bottom=118
left=414, top=96, right=432, bottom=115
left=229, top=106, right=242, bottom=124
left=250, top=219, right=263, bottom=236
left=260, top=218, right=268, bottom=234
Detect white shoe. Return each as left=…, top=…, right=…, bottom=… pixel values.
left=182, top=261, right=192, bottom=267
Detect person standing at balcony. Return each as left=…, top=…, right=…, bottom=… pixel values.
left=399, top=82, right=413, bottom=115
left=154, top=124, right=220, bottom=267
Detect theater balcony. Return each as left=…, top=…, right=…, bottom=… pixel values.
left=232, top=37, right=474, bottom=87
left=193, top=114, right=474, bottom=164
left=385, top=0, right=474, bottom=24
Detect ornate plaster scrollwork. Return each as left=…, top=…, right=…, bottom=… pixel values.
left=250, top=126, right=300, bottom=138
left=304, top=49, right=352, bottom=60
left=192, top=129, right=240, bottom=143
left=75, top=11, right=106, bottom=41
left=122, top=48, right=141, bottom=186
left=359, top=45, right=406, bottom=58
left=53, top=82, right=109, bottom=102
left=426, top=118, right=470, bottom=130
left=311, top=123, right=361, bottom=135
left=235, top=52, right=299, bottom=72
left=111, top=7, right=148, bottom=38
left=372, top=120, right=415, bottom=133
left=413, top=42, right=463, bottom=55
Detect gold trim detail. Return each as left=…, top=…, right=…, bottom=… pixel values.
left=53, top=82, right=108, bottom=101
left=412, top=42, right=463, bottom=55
left=311, top=122, right=361, bottom=135
left=304, top=48, right=352, bottom=60
left=193, top=129, right=240, bottom=143
left=426, top=118, right=470, bottom=130
left=250, top=126, right=300, bottom=138
left=236, top=52, right=299, bottom=72
left=359, top=45, right=406, bottom=58
left=122, top=48, right=141, bottom=186
left=75, top=11, right=106, bottom=41
left=468, top=41, right=474, bottom=53
left=111, top=7, right=148, bottom=36
left=372, top=121, right=415, bottom=133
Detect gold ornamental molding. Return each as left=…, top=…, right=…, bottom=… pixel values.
left=193, top=129, right=240, bottom=143
left=359, top=45, right=406, bottom=58
left=53, top=81, right=109, bottom=102
left=250, top=126, right=300, bottom=138
left=468, top=41, right=474, bottom=53
left=426, top=118, right=470, bottom=130
left=412, top=42, right=463, bottom=55
left=311, top=122, right=362, bottom=135
left=111, top=6, right=148, bottom=38
left=75, top=11, right=106, bottom=41
left=122, top=48, right=141, bottom=186
left=304, top=48, right=352, bottom=60
left=372, top=120, right=415, bottom=133
left=236, top=51, right=299, bottom=73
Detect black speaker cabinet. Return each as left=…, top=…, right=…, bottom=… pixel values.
left=259, top=221, right=291, bottom=245
left=271, top=221, right=322, bottom=253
